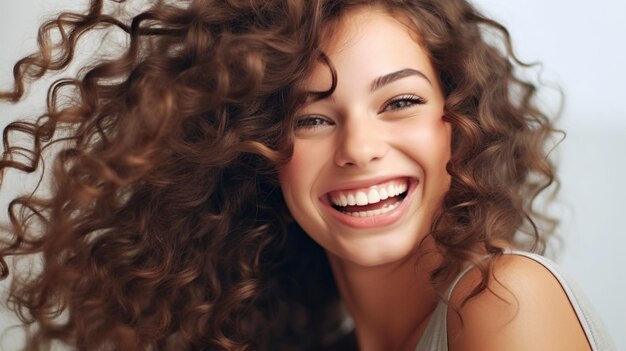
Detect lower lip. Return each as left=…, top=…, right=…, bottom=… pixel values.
left=323, top=179, right=417, bottom=229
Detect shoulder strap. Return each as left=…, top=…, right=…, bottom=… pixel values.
left=502, top=249, right=607, bottom=351
left=416, top=250, right=614, bottom=351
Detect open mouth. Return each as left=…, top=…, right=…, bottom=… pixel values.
left=327, top=178, right=410, bottom=217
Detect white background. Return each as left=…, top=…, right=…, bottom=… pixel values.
left=0, top=0, right=624, bottom=349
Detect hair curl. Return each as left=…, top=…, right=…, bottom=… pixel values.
left=0, top=0, right=558, bottom=350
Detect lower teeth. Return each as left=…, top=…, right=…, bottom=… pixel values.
left=345, top=201, right=400, bottom=217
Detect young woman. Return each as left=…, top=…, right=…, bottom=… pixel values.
left=0, top=0, right=615, bottom=350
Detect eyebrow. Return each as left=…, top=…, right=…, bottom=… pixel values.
left=370, top=68, right=432, bottom=92
left=302, top=68, right=432, bottom=103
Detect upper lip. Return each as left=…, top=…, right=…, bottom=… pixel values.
left=320, top=176, right=414, bottom=198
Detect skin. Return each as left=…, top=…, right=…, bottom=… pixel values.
left=279, top=10, right=451, bottom=271
left=448, top=254, right=592, bottom=351
left=280, top=8, right=449, bottom=350
left=279, top=7, right=593, bottom=351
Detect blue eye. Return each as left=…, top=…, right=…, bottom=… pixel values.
left=382, top=95, right=426, bottom=112
left=295, top=116, right=333, bottom=129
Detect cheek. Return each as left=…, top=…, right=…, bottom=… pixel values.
left=278, top=143, right=326, bottom=232
left=397, top=118, right=451, bottom=165
left=395, top=118, right=452, bottom=200
left=278, top=144, right=307, bottom=189
left=425, top=122, right=453, bottom=193
left=278, top=142, right=317, bottom=209
left=433, top=122, right=452, bottom=163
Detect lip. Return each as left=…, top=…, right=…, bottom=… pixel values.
left=320, top=177, right=418, bottom=229
left=321, top=176, right=412, bottom=196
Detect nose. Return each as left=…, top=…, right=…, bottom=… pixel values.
left=334, top=115, right=388, bottom=168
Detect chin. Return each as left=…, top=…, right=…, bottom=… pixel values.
left=327, top=232, right=423, bottom=268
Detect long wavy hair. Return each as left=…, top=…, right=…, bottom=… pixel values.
left=0, top=0, right=558, bottom=350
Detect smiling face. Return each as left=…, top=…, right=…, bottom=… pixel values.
left=279, top=8, right=451, bottom=267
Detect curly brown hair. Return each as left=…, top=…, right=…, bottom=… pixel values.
left=0, top=0, right=558, bottom=350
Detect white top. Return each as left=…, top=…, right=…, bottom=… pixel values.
left=414, top=250, right=616, bottom=351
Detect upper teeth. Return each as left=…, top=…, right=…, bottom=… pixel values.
left=330, top=181, right=408, bottom=207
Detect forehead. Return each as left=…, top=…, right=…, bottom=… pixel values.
left=323, top=7, right=420, bottom=52
left=301, top=8, right=437, bottom=91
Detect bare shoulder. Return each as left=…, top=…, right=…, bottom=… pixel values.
left=447, top=254, right=592, bottom=351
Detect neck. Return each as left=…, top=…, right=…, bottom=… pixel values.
left=327, top=240, right=442, bottom=351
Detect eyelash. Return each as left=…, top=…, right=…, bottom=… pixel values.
left=295, top=116, right=333, bottom=129
left=295, top=94, right=426, bottom=129
left=382, top=95, right=426, bottom=112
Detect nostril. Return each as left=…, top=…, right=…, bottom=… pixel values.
left=334, top=138, right=389, bottom=168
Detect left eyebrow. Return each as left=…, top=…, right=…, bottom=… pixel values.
left=370, top=68, right=432, bottom=92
